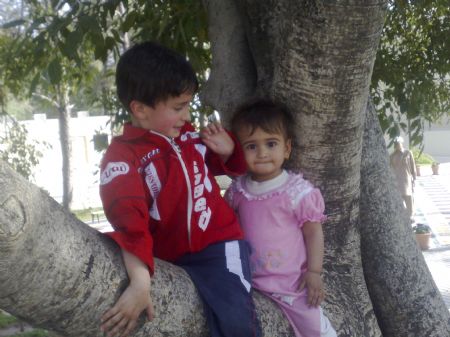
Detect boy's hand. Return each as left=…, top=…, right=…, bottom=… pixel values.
left=298, top=271, right=325, bottom=307
left=200, top=122, right=234, bottom=162
left=101, top=250, right=155, bottom=337
left=101, top=281, right=154, bottom=337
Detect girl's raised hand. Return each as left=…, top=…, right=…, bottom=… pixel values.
left=200, top=122, right=234, bottom=161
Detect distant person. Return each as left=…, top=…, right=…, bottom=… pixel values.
left=390, top=136, right=417, bottom=222
left=99, top=41, right=260, bottom=337
left=226, top=99, right=337, bottom=337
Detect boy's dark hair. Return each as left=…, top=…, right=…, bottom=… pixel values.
left=231, top=99, right=296, bottom=141
left=116, top=41, right=199, bottom=112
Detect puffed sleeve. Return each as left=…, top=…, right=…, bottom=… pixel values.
left=100, top=142, right=155, bottom=274
left=294, top=188, right=327, bottom=227
left=224, top=180, right=238, bottom=211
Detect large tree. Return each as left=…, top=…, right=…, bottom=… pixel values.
left=1, top=1, right=450, bottom=337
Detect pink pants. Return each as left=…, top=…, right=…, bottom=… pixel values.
left=267, top=292, right=336, bottom=337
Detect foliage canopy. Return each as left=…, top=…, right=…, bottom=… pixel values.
left=371, top=0, right=450, bottom=147
left=1, top=0, right=449, bottom=145
left=0, top=114, right=48, bottom=180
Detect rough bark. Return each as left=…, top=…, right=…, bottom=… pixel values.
left=359, top=102, right=450, bottom=336
left=0, top=161, right=295, bottom=336
left=201, top=0, right=257, bottom=121
left=274, top=2, right=384, bottom=333
left=204, top=0, right=450, bottom=336
left=210, top=0, right=385, bottom=334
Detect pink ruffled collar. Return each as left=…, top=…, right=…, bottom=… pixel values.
left=234, top=171, right=308, bottom=201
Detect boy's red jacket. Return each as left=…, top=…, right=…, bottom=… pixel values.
left=99, top=122, right=246, bottom=274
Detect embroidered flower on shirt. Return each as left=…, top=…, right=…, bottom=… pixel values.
left=252, top=249, right=284, bottom=271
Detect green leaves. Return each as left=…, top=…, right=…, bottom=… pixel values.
left=0, top=116, right=48, bottom=180
left=78, top=15, right=100, bottom=33
left=1, top=19, right=26, bottom=29
left=48, top=59, right=62, bottom=85
left=372, top=0, right=450, bottom=147
left=121, top=10, right=138, bottom=32
left=63, top=30, right=83, bottom=58
left=1, top=0, right=211, bottom=127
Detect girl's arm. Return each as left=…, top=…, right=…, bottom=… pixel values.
left=200, top=122, right=234, bottom=163
left=299, top=221, right=325, bottom=307
left=101, top=250, right=155, bottom=337
left=200, top=123, right=247, bottom=177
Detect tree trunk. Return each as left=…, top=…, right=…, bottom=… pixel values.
left=201, top=0, right=256, bottom=121
left=58, top=87, right=73, bottom=210
left=203, top=0, right=450, bottom=336
left=204, top=0, right=383, bottom=334
left=359, top=102, right=450, bottom=336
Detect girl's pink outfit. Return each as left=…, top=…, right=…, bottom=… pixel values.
left=226, top=170, right=336, bottom=337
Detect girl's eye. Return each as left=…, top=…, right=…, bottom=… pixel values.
left=246, top=144, right=257, bottom=150
left=267, top=141, right=277, bottom=148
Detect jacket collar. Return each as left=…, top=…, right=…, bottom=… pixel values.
left=120, top=122, right=193, bottom=143
left=121, top=122, right=152, bottom=141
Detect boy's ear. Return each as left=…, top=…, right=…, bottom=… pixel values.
left=129, top=100, right=146, bottom=119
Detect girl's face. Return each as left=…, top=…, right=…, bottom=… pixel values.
left=237, top=126, right=291, bottom=182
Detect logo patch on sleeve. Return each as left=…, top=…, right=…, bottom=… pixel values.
left=100, top=162, right=130, bottom=185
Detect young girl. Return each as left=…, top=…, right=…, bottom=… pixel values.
left=225, top=99, right=337, bottom=337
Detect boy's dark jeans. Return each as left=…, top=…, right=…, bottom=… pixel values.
left=176, top=240, right=261, bottom=337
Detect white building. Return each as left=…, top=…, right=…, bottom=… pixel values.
left=422, top=116, right=450, bottom=163
left=21, top=113, right=112, bottom=210
left=5, top=113, right=449, bottom=211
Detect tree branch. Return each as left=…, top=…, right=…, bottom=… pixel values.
left=0, top=161, right=294, bottom=337
left=32, top=92, right=59, bottom=109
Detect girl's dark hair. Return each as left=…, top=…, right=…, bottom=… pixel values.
left=116, top=41, right=199, bottom=112
left=231, top=99, right=296, bottom=141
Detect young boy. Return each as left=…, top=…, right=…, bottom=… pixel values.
left=99, top=41, right=260, bottom=337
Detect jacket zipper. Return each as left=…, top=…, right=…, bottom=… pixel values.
left=150, top=131, right=193, bottom=249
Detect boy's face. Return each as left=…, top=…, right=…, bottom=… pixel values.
left=237, top=126, right=291, bottom=182
left=131, top=93, right=192, bottom=138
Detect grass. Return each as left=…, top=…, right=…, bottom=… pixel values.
left=411, top=148, right=435, bottom=165
left=9, top=330, right=49, bottom=337
left=0, top=311, right=18, bottom=328
left=71, top=207, right=104, bottom=223
left=0, top=312, right=62, bottom=337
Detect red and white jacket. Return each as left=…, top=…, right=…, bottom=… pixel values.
left=99, top=122, right=246, bottom=274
